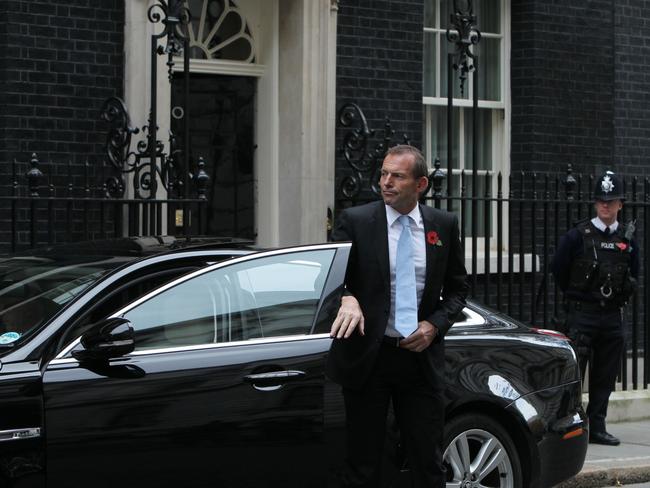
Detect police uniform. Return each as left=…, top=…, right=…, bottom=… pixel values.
left=552, top=171, right=639, bottom=446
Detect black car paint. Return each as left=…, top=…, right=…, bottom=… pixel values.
left=44, top=338, right=334, bottom=487
left=1, top=242, right=252, bottom=487
left=0, top=241, right=587, bottom=488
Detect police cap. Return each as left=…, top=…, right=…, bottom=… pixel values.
left=594, top=171, right=625, bottom=201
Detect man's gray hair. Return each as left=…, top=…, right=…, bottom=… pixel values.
left=385, top=145, right=428, bottom=179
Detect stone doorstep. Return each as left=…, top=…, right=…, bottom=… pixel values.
left=587, top=389, right=650, bottom=423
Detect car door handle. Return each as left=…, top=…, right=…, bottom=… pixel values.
left=244, top=370, right=306, bottom=382
left=243, top=370, right=306, bottom=391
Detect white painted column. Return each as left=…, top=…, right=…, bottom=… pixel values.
left=253, top=0, right=280, bottom=247
left=124, top=0, right=171, bottom=201
left=276, top=0, right=338, bottom=246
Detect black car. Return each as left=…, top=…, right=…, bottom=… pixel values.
left=0, top=237, right=587, bottom=488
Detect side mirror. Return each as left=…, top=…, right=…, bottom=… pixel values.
left=72, top=317, right=135, bottom=362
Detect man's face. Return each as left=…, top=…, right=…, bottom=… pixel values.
left=380, top=153, right=428, bottom=214
left=594, top=199, right=623, bottom=225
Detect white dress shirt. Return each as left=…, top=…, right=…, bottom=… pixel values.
left=591, top=217, right=618, bottom=234
left=385, top=204, right=426, bottom=337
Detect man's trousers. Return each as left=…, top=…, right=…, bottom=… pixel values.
left=339, top=342, right=445, bottom=488
left=568, top=307, right=625, bottom=433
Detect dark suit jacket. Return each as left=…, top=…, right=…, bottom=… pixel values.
left=327, top=200, right=469, bottom=391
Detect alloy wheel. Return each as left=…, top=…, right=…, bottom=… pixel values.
left=443, top=428, right=515, bottom=488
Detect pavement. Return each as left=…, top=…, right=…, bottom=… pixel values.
left=554, top=390, right=650, bottom=488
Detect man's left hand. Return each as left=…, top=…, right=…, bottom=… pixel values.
left=400, top=320, right=438, bottom=352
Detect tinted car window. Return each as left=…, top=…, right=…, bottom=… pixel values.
left=123, top=249, right=335, bottom=350
left=55, top=265, right=201, bottom=355
left=0, top=255, right=131, bottom=346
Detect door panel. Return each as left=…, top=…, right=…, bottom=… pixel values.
left=43, top=245, right=350, bottom=488
left=44, top=338, right=331, bottom=488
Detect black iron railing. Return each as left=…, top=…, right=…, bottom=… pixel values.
left=1, top=153, right=208, bottom=252
left=336, top=119, right=649, bottom=393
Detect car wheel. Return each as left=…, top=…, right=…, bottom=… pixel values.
left=443, top=413, right=523, bottom=488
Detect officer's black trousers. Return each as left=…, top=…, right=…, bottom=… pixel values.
left=568, top=308, right=625, bottom=433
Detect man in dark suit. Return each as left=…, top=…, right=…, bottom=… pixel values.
left=328, top=145, right=468, bottom=487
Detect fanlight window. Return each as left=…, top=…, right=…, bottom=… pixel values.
left=181, top=0, right=255, bottom=62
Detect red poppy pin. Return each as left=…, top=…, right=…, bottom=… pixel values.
left=616, top=242, right=628, bottom=251
left=427, top=231, right=443, bottom=247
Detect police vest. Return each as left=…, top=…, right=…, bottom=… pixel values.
left=567, top=221, right=633, bottom=304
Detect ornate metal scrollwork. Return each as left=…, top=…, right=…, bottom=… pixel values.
left=337, top=103, right=410, bottom=202
left=446, top=0, right=481, bottom=95
left=101, top=97, right=138, bottom=197
left=101, top=97, right=138, bottom=171
left=100, top=96, right=202, bottom=199
left=149, top=0, right=191, bottom=81
left=100, top=0, right=209, bottom=201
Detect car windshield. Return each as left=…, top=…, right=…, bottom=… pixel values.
left=0, top=254, right=133, bottom=347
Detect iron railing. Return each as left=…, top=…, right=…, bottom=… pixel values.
left=1, top=153, right=208, bottom=252
left=428, top=168, right=649, bottom=392
left=336, top=120, right=649, bottom=393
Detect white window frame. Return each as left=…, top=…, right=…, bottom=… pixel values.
left=422, top=0, right=507, bottom=107
left=422, top=0, right=510, bottom=183
left=423, top=0, right=514, bottom=270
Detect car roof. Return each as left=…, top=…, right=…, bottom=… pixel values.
left=0, top=236, right=257, bottom=260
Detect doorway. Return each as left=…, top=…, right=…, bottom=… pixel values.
left=172, top=73, right=256, bottom=239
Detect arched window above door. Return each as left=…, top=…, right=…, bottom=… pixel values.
left=181, top=0, right=255, bottom=63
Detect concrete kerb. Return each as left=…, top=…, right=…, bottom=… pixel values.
left=554, top=389, right=650, bottom=488
left=603, top=389, right=650, bottom=423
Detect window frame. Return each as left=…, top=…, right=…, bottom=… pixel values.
left=422, top=0, right=507, bottom=106
left=54, top=244, right=349, bottom=360
left=422, top=0, right=511, bottom=255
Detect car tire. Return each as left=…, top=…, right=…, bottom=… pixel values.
left=442, top=413, right=523, bottom=488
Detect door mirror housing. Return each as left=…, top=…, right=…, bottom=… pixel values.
left=72, top=317, right=135, bottom=362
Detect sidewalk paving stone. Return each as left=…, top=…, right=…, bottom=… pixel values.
left=554, top=420, right=650, bottom=488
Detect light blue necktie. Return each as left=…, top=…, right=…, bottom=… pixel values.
left=395, top=215, right=418, bottom=338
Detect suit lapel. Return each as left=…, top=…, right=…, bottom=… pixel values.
left=373, top=202, right=390, bottom=291
left=421, top=204, right=439, bottom=289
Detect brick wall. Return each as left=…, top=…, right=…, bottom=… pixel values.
left=0, top=0, right=124, bottom=183
left=511, top=0, right=650, bottom=181
left=0, top=0, right=124, bottom=248
left=613, top=0, right=650, bottom=176
left=335, top=0, right=424, bottom=207
left=511, top=0, right=615, bottom=177
left=509, top=0, right=650, bottom=351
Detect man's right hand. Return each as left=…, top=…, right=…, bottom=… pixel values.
left=330, top=295, right=365, bottom=339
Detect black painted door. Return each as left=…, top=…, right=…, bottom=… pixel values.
left=172, top=73, right=256, bottom=239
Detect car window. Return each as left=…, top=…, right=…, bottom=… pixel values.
left=123, top=249, right=335, bottom=351
left=0, top=255, right=131, bottom=346
left=55, top=265, right=201, bottom=355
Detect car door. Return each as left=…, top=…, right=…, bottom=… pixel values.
left=41, top=243, right=350, bottom=488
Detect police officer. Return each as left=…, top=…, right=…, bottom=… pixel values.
left=552, top=171, right=639, bottom=446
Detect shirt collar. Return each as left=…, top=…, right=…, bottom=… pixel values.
left=385, top=204, right=423, bottom=228
left=591, top=217, right=618, bottom=232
